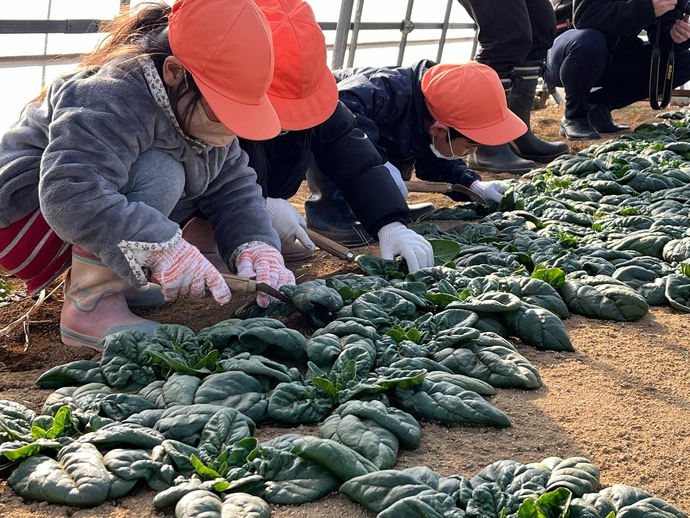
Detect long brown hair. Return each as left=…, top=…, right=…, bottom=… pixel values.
left=30, top=1, right=202, bottom=131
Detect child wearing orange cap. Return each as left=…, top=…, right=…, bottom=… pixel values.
left=244, top=0, right=435, bottom=269
left=335, top=60, right=528, bottom=204
left=0, top=0, right=294, bottom=349
left=185, top=0, right=435, bottom=271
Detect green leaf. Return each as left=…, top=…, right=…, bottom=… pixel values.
left=48, top=406, right=73, bottom=439
left=428, top=239, right=462, bottom=265
left=167, top=356, right=203, bottom=375
left=31, top=424, right=47, bottom=440
left=312, top=377, right=338, bottom=397
left=558, top=232, right=578, bottom=248
left=531, top=265, right=566, bottom=288
left=518, top=498, right=539, bottom=518
left=425, top=292, right=459, bottom=307
left=307, top=361, right=328, bottom=378
left=192, top=349, right=219, bottom=371
left=339, top=359, right=358, bottom=385
left=2, top=443, right=43, bottom=461
left=681, top=262, right=690, bottom=277
left=191, top=454, right=223, bottom=480
left=517, top=488, right=572, bottom=518
left=228, top=437, right=260, bottom=465
left=214, top=479, right=231, bottom=492
left=407, top=328, right=422, bottom=344
left=385, top=326, right=407, bottom=343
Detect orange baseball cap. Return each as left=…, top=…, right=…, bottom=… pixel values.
left=256, top=0, right=338, bottom=130
left=422, top=62, right=527, bottom=146
left=168, top=0, right=281, bottom=140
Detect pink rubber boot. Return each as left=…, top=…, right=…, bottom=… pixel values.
left=60, top=246, right=159, bottom=350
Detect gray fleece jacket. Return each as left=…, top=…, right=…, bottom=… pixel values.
left=0, top=61, right=279, bottom=286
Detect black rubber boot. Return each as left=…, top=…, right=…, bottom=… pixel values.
left=464, top=74, right=537, bottom=174
left=407, top=202, right=436, bottom=222
left=465, top=144, right=537, bottom=174
left=304, top=165, right=375, bottom=247
left=588, top=104, right=629, bottom=133
left=560, top=117, right=600, bottom=140
left=509, top=63, right=569, bottom=163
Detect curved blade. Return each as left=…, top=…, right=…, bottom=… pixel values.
left=221, top=274, right=293, bottom=304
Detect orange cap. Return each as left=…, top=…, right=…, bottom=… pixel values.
left=168, top=0, right=281, bottom=140
left=422, top=62, right=527, bottom=146
left=255, top=0, right=338, bottom=130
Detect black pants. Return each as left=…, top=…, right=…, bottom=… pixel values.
left=457, top=0, right=556, bottom=74
left=545, top=28, right=690, bottom=119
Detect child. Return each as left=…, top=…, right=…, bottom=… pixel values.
left=185, top=0, right=435, bottom=271
left=335, top=60, right=529, bottom=203
left=0, top=0, right=294, bottom=349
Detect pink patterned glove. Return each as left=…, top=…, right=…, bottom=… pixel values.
left=145, top=237, right=231, bottom=304
left=235, top=243, right=296, bottom=307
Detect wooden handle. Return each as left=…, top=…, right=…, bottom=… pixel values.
left=306, top=229, right=356, bottom=261
left=221, top=273, right=257, bottom=293
left=404, top=181, right=453, bottom=194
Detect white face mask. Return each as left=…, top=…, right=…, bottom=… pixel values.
left=429, top=132, right=461, bottom=161
left=179, top=95, right=236, bottom=147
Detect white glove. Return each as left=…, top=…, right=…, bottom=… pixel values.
left=265, top=198, right=315, bottom=250
left=384, top=162, right=409, bottom=198
left=469, top=180, right=512, bottom=204
left=377, top=222, right=434, bottom=272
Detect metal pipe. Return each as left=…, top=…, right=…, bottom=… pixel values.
left=331, top=0, right=356, bottom=70
left=396, top=0, right=415, bottom=66
left=346, top=0, right=366, bottom=68
left=0, top=35, right=482, bottom=69
left=41, top=0, right=53, bottom=89
left=436, top=0, right=454, bottom=62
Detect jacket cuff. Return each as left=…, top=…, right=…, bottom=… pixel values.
left=117, top=229, right=182, bottom=285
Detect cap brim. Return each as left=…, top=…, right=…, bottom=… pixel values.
left=267, top=66, right=338, bottom=131
left=195, top=76, right=282, bottom=141
left=459, top=110, right=528, bottom=146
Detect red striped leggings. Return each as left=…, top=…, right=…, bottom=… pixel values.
left=0, top=209, right=72, bottom=295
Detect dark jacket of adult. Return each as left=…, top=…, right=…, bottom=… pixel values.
left=333, top=59, right=481, bottom=197
left=574, top=0, right=689, bottom=51
left=238, top=101, right=409, bottom=236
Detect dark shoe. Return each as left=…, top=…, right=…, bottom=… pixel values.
left=465, top=144, right=537, bottom=174
left=588, top=104, right=630, bottom=133
left=305, top=164, right=375, bottom=247
left=280, top=240, right=313, bottom=262
left=559, top=117, right=600, bottom=140
left=305, top=220, right=374, bottom=247
left=511, top=130, right=570, bottom=163
left=506, top=63, right=570, bottom=163
left=407, top=202, right=436, bottom=222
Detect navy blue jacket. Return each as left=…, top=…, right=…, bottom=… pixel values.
left=238, top=101, right=409, bottom=235
left=574, top=0, right=690, bottom=52
left=334, top=59, right=481, bottom=200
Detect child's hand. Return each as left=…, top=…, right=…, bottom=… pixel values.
left=236, top=244, right=295, bottom=307
left=469, top=180, right=512, bottom=204
left=146, top=237, right=231, bottom=304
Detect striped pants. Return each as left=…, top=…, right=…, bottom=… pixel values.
left=0, top=209, right=71, bottom=295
